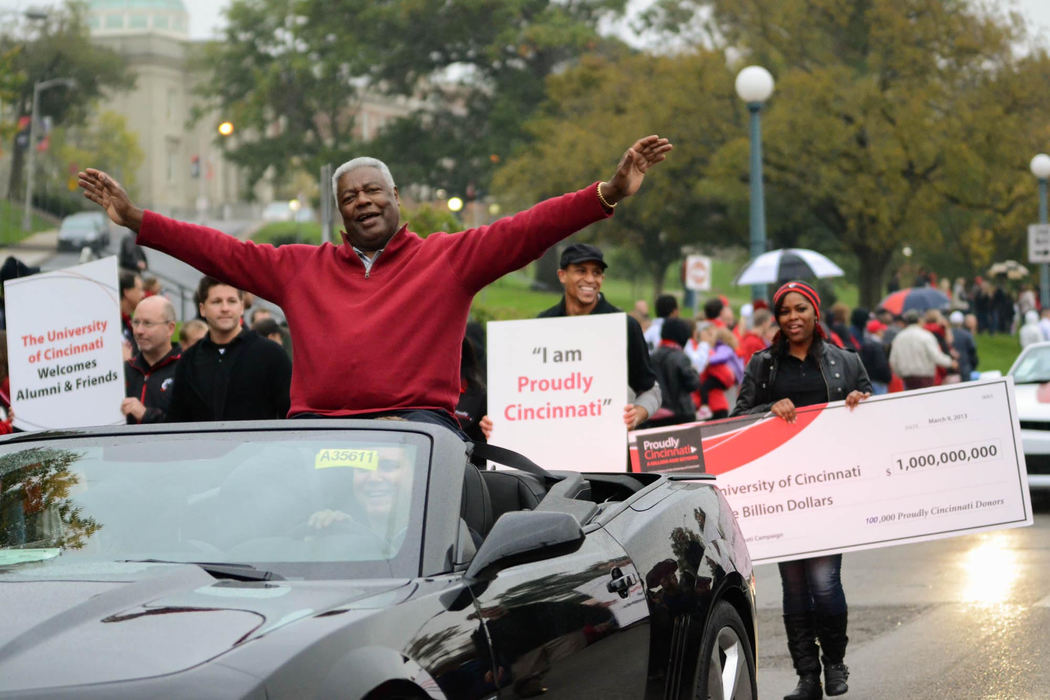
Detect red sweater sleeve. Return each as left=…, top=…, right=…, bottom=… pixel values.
left=446, top=183, right=613, bottom=292
left=135, top=212, right=306, bottom=303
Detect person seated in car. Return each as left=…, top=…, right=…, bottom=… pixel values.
left=308, top=446, right=414, bottom=548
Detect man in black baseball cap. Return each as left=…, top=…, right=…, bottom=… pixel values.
left=558, top=242, right=607, bottom=271
left=538, top=242, right=660, bottom=429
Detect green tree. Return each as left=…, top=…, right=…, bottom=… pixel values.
left=493, top=50, right=745, bottom=297
left=363, top=0, right=628, bottom=196
left=402, top=202, right=463, bottom=237
left=2, top=1, right=134, bottom=202
left=192, top=0, right=627, bottom=196
left=189, top=0, right=381, bottom=191
left=39, top=110, right=145, bottom=214
left=0, top=45, right=26, bottom=146
left=643, top=0, right=1050, bottom=307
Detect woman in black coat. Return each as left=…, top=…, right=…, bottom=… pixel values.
left=648, top=317, right=700, bottom=426
left=732, top=281, right=871, bottom=700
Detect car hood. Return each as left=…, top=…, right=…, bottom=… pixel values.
left=0, top=560, right=410, bottom=692
left=1013, top=383, right=1050, bottom=419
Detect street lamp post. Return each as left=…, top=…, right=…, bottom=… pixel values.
left=22, top=77, right=75, bottom=231
left=1031, top=154, right=1050, bottom=309
left=735, top=65, right=775, bottom=303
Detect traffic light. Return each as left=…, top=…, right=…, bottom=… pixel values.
left=190, top=155, right=200, bottom=178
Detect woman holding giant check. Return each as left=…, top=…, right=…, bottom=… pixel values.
left=732, top=281, right=871, bottom=700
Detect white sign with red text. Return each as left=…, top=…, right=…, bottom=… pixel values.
left=5, top=256, right=125, bottom=430
left=487, top=313, right=627, bottom=471
left=629, top=378, right=1032, bottom=565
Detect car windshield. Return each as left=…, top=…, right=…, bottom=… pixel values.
left=0, top=430, right=429, bottom=580
left=1011, top=346, right=1050, bottom=384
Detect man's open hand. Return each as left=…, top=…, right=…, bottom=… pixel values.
left=600, top=135, right=673, bottom=206
left=77, top=168, right=144, bottom=232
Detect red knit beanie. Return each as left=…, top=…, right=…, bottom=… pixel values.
left=772, top=281, right=826, bottom=341
left=773, top=281, right=821, bottom=318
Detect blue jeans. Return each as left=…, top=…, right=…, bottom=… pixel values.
left=778, top=554, right=846, bottom=616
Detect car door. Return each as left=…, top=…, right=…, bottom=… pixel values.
left=473, top=526, right=648, bottom=699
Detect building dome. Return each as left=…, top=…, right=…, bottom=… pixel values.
left=87, top=0, right=190, bottom=37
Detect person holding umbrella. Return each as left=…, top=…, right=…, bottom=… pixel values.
left=732, top=281, right=871, bottom=700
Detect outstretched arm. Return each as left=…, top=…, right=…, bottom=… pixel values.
left=598, top=135, right=673, bottom=208
left=77, top=169, right=144, bottom=233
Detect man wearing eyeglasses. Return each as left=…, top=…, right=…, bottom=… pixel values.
left=122, top=296, right=181, bottom=424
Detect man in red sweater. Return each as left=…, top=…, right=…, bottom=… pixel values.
left=78, top=135, right=672, bottom=433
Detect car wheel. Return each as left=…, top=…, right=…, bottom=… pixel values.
left=694, top=600, right=756, bottom=700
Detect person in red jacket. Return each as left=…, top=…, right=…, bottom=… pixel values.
left=737, top=307, right=775, bottom=364
left=78, top=135, right=672, bottom=434
left=122, top=296, right=181, bottom=424
left=698, top=327, right=741, bottom=419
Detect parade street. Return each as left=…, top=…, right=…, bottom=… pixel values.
left=755, top=501, right=1050, bottom=698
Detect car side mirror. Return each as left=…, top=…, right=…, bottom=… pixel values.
left=464, top=510, right=584, bottom=582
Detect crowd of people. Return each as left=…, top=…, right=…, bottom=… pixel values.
left=893, top=268, right=1045, bottom=338
left=627, top=286, right=986, bottom=431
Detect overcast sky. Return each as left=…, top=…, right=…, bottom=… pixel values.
left=1, top=0, right=1048, bottom=46
left=157, top=0, right=1050, bottom=42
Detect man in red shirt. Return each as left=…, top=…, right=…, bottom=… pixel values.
left=78, top=135, right=672, bottom=433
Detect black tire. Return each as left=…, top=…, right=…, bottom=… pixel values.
left=694, top=600, right=757, bottom=700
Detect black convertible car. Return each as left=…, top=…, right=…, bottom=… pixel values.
left=0, top=420, right=756, bottom=699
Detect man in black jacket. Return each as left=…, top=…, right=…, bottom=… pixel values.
left=122, top=296, right=181, bottom=423
left=167, top=276, right=291, bottom=422
left=538, top=243, right=660, bottom=429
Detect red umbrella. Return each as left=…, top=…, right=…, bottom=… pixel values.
left=878, top=287, right=951, bottom=315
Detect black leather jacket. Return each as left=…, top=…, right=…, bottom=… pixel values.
left=650, top=344, right=700, bottom=419
left=731, top=338, right=872, bottom=416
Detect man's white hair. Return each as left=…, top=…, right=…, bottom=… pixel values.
left=331, top=157, right=396, bottom=203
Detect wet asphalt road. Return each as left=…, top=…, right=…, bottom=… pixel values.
left=755, top=496, right=1050, bottom=699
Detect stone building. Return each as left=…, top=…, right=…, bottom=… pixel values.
left=86, top=0, right=244, bottom=218
left=84, top=0, right=425, bottom=219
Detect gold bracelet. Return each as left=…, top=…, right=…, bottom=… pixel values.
left=596, top=182, right=617, bottom=209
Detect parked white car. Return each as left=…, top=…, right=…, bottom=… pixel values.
left=1008, top=341, right=1050, bottom=490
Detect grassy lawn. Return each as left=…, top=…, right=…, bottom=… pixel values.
left=975, top=332, right=1021, bottom=375
left=250, top=221, right=323, bottom=246
left=0, top=199, right=55, bottom=246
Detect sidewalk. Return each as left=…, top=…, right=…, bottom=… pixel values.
left=0, top=229, right=58, bottom=269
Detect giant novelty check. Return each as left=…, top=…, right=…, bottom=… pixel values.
left=629, top=377, right=1032, bottom=565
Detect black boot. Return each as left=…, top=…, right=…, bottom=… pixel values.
left=816, top=612, right=849, bottom=696
left=783, top=613, right=823, bottom=700
left=785, top=674, right=823, bottom=700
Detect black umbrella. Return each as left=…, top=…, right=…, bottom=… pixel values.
left=734, top=248, right=844, bottom=286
